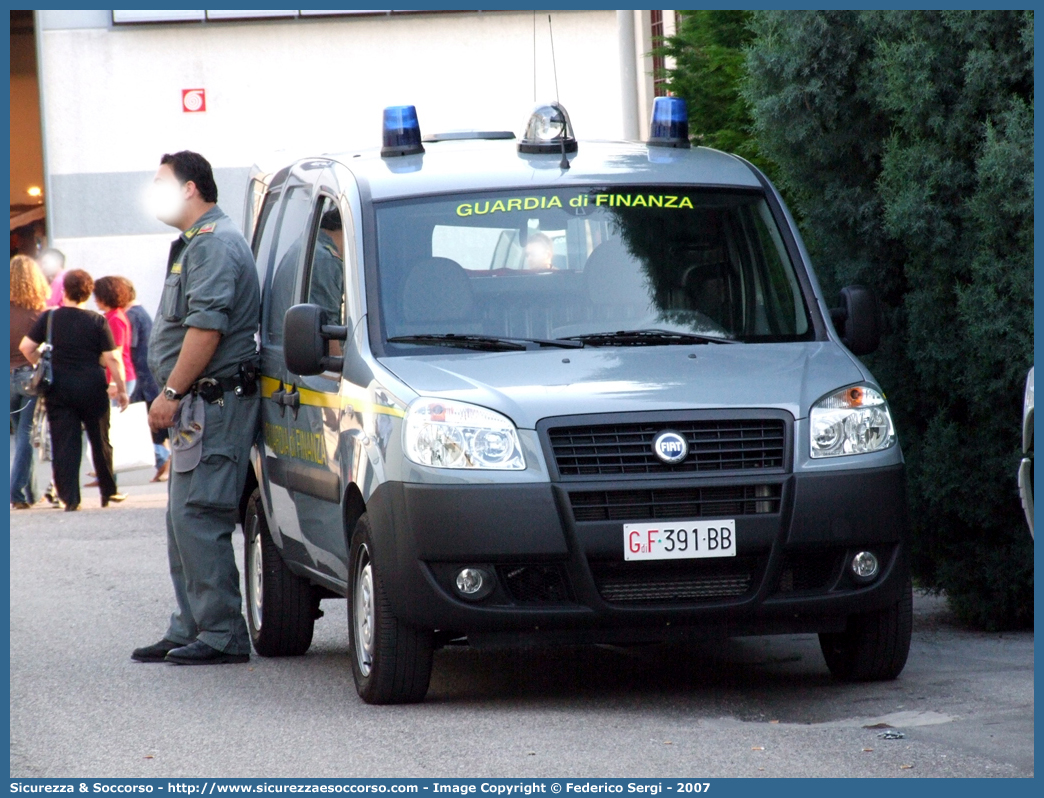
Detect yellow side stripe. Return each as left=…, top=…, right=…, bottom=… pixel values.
left=260, top=375, right=405, bottom=418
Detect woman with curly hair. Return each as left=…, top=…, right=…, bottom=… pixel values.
left=19, top=269, right=129, bottom=511
left=9, top=255, right=49, bottom=508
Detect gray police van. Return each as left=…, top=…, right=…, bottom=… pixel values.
left=240, top=99, right=910, bottom=704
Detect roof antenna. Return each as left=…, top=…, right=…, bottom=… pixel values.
left=533, top=10, right=537, bottom=103
left=548, top=14, right=570, bottom=170
left=548, top=14, right=560, bottom=105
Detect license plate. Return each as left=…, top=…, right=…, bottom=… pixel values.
left=623, top=520, right=737, bottom=561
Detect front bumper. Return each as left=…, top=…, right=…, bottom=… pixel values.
left=365, top=464, right=909, bottom=644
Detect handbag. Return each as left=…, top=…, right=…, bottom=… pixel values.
left=26, top=310, right=55, bottom=397
left=109, top=401, right=156, bottom=472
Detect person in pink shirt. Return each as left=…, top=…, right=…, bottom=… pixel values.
left=40, top=248, right=66, bottom=308
left=93, top=276, right=136, bottom=401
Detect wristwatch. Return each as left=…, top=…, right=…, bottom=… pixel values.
left=163, top=385, right=184, bottom=402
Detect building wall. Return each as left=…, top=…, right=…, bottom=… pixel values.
left=35, top=10, right=632, bottom=316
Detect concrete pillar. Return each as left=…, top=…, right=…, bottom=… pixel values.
left=616, top=9, right=640, bottom=140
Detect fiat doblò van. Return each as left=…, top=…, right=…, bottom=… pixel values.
left=240, top=100, right=910, bottom=704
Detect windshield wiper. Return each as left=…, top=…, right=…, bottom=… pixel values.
left=388, top=334, right=583, bottom=352
left=565, top=328, right=738, bottom=346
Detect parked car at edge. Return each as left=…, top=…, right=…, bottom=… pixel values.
left=1019, top=367, right=1033, bottom=538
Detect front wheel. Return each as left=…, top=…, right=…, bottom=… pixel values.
left=819, top=576, right=913, bottom=681
left=243, top=488, right=318, bottom=656
left=348, top=514, right=433, bottom=704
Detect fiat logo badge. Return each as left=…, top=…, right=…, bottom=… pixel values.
left=652, top=430, right=688, bottom=464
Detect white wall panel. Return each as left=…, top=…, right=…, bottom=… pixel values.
left=39, top=10, right=622, bottom=176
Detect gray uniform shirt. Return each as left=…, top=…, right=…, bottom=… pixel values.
left=148, top=205, right=260, bottom=386
left=309, top=230, right=345, bottom=324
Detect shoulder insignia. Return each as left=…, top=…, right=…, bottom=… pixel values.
left=321, top=242, right=338, bottom=257
left=198, top=222, right=217, bottom=234
left=170, top=262, right=182, bottom=275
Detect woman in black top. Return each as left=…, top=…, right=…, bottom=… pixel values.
left=19, top=270, right=130, bottom=511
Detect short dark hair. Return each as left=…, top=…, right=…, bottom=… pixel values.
left=160, top=150, right=218, bottom=203
left=116, top=275, right=137, bottom=302
left=93, top=275, right=132, bottom=309
left=320, top=208, right=342, bottom=231
left=63, top=269, right=94, bottom=303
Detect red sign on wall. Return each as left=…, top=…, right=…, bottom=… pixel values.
left=182, top=89, right=206, bottom=113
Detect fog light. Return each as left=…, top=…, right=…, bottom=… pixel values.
left=455, top=567, right=494, bottom=601
left=851, top=551, right=879, bottom=581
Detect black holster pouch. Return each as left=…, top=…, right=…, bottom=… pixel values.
left=237, top=361, right=259, bottom=396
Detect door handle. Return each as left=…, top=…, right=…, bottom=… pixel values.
left=271, top=383, right=287, bottom=418
left=285, top=385, right=300, bottom=420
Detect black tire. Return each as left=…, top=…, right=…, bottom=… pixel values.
left=819, top=576, right=913, bottom=681
left=243, top=488, right=318, bottom=657
left=348, top=514, right=433, bottom=704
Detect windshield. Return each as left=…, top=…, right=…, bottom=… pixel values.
left=373, top=187, right=812, bottom=352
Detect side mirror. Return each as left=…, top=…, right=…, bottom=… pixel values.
left=830, top=285, right=881, bottom=356
left=283, top=303, right=348, bottom=376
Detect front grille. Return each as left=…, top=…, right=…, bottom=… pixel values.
left=776, top=549, right=844, bottom=594
left=499, top=565, right=571, bottom=604
left=570, top=484, right=781, bottom=523
left=548, top=419, right=786, bottom=477
left=589, top=556, right=761, bottom=604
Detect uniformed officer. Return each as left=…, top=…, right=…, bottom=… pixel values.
left=309, top=207, right=345, bottom=325
left=132, top=150, right=261, bottom=665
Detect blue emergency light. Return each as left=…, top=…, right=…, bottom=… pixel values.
left=647, top=96, right=690, bottom=149
left=381, top=105, right=425, bottom=158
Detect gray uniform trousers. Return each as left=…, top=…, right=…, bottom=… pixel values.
left=164, top=390, right=260, bottom=655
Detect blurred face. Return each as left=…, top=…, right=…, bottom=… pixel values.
left=524, top=239, right=554, bottom=270
left=147, top=164, right=191, bottom=228
left=39, top=253, right=63, bottom=279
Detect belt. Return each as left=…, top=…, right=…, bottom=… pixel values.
left=193, top=373, right=255, bottom=404
left=195, top=375, right=242, bottom=393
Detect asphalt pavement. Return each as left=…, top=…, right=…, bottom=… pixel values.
left=8, top=456, right=1034, bottom=778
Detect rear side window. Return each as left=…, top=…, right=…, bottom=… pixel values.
left=251, top=190, right=280, bottom=289
left=263, top=186, right=313, bottom=345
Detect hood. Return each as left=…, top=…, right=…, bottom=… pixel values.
left=378, top=342, right=866, bottom=429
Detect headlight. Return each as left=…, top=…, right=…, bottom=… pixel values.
left=404, top=399, right=525, bottom=470
left=810, top=385, right=895, bottom=458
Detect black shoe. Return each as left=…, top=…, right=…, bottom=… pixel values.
left=64, top=503, right=80, bottom=512
left=165, top=640, right=250, bottom=665
left=101, top=493, right=128, bottom=508
left=131, top=638, right=183, bottom=663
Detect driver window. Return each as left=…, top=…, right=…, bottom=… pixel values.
left=305, top=197, right=346, bottom=326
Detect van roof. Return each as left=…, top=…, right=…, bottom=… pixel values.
left=314, top=138, right=763, bottom=202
